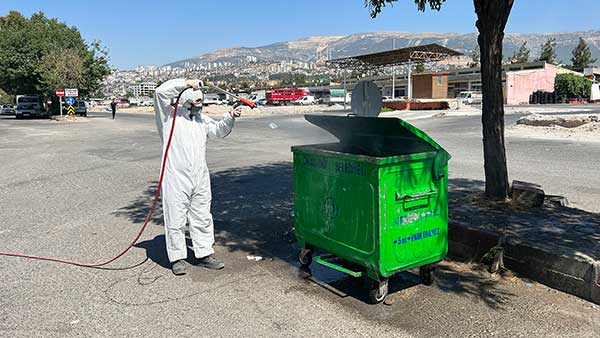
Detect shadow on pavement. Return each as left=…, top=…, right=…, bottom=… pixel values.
left=448, top=178, right=600, bottom=262
left=116, top=162, right=525, bottom=307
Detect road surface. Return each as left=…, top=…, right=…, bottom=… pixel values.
left=0, top=110, right=598, bottom=338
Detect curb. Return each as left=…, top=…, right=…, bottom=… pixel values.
left=448, top=221, right=600, bottom=305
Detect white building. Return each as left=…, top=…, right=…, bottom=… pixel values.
left=129, top=82, right=157, bottom=97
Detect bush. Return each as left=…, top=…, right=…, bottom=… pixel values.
left=554, top=73, right=592, bottom=99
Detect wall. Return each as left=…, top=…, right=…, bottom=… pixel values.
left=505, top=65, right=558, bottom=105
left=431, top=74, right=449, bottom=99
left=412, top=73, right=433, bottom=99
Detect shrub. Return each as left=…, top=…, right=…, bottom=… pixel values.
left=554, top=73, right=592, bottom=99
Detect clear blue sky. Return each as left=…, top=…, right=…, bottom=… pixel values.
left=2, top=1, right=599, bottom=69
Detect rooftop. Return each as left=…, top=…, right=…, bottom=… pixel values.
left=326, top=43, right=463, bottom=70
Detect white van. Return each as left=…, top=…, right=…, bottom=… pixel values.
left=294, top=95, right=315, bottom=105
left=457, top=91, right=482, bottom=104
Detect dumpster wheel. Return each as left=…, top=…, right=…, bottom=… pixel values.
left=368, top=278, right=389, bottom=304
left=298, top=248, right=313, bottom=267
left=419, top=265, right=436, bottom=286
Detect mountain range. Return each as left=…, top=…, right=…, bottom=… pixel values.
left=168, top=31, right=600, bottom=67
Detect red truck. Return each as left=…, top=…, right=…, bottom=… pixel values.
left=266, top=88, right=308, bottom=105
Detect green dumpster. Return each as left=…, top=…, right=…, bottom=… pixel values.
left=292, top=115, right=451, bottom=303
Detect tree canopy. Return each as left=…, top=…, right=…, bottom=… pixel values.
left=365, top=0, right=445, bottom=17
left=0, top=11, right=110, bottom=98
left=539, top=38, right=557, bottom=65
left=570, top=37, right=597, bottom=72
left=364, top=0, right=515, bottom=200
left=509, top=41, right=530, bottom=64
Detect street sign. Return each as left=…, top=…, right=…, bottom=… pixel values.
left=65, top=97, right=75, bottom=105
left=66, top=105, right=76, bottom=115
left=56, top=89, right=65, bottom=97
left=65, top=88, right=78, bottom=97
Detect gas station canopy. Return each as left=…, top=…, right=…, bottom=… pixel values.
left=327, top=43, right=463, bottom=70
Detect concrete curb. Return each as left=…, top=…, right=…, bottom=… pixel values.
left=448, top=221, right=600, bottom=305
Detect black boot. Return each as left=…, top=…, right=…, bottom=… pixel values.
left=171, top=260, right=187, bottom=275
left=198, top=255, right=224, bottom=270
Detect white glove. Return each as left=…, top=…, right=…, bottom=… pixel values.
left=230, top=106, right=243, bottom=118
left=185, top=79, right=204, bottom=90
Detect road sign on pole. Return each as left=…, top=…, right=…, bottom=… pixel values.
left=56, top=89, right=65, bottom=97
left=65, top=88, right=78, bottom=97
left=65, top=97, right=75, bottom=105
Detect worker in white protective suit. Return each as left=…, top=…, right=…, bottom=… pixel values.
left=154, top=78, right=243, bottom=275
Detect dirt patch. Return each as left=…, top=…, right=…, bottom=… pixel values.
left=50, top=116, right=89, bottom=123
left=517, top=113, right=599, bottom=128
left=508, top=113, right=600, bottom=142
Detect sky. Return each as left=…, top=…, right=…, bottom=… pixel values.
left=2, top=1, right=599, bottom=69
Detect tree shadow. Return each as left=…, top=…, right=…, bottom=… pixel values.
left=448, top=177, right=600, bottom=262
left=115, top=163, right=564, bottom=307
left=434, top=263, right=516, bottom=310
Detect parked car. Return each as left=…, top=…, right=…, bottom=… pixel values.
left=75, top=100, right=87, bottom=117
left=203, top=93, right=226, bottom=106
left=255, top=98, right=267, bottom=106
left=1, top=105, right=15, bottom=116
left=63, top=100, right=87, bottom=117
left=294, top=95, right=315, bottom=105
left=457, top=91, right=482, bottom=104
left=15, top=95, right=47, bottom=119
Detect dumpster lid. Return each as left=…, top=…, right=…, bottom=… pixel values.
left=305, top=115, right=450, bottom=158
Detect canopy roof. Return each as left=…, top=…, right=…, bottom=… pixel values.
left=327, top=43, right=463, bottom=70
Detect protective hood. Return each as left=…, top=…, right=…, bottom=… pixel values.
left=180, top=89, right=204, bottom=108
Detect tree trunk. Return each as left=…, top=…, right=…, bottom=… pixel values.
left=474, top=0, right=514, bottom=200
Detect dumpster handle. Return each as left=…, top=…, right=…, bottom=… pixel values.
left=314, top=255, right=364, bottom=278
left=395, top=189, right=437, bottom=202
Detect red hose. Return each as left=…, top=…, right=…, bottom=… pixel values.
left=0, top=97, right=181, bottom=267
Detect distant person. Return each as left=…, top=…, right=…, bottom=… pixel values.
left=110, top=100, right=118, bottom=119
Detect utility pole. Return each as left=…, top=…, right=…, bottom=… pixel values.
left=407, top=59, right=413, bottom=100
left=343, top=69, right=347, bottom=110
left=392, top=39, right=396, bottom=100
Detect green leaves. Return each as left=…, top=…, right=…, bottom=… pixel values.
left=365, top=0, right=445, bottom=18
left=509, top=41, right=530, bottom=64
left=539, top=38, right=557, bottom=65
left=554, top=73, right=592, bottom=99
left=570, top=37, right=597, bottom=72
left=0, top=11, right=110, bottom=98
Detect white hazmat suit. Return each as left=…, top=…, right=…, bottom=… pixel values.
left=154, top=79, right=235, bottom=263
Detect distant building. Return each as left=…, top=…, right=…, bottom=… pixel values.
left=372, top=61, right=581, bottom=105
left=129, top=82, right=157, bottom=97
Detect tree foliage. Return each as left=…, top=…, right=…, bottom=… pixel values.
left=510, top=41, right=530, bottom=64
left=539, top=38, right=557, bottom=64
left=365, top=0, right=515, bottom=200
left=470, top=44, right=480, bottom=67
left=0, top=88, right=15, bottom=105
left=554, top=73, right=592, bottom=99
left=37, top=49, right=85, bottom=92
left=570, top=37, right=597, bottom=72
left=0, top=11, right=110, bottom=98
left=365, top=0, right=445, bottom=16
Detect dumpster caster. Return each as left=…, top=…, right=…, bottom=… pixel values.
left=368, top=279, right=388, bottom=304
left=298, top=248, right=313, bottom=267
left=419, top=265, right=435, bottom=286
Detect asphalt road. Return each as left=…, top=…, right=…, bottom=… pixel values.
left=0, top=110, right=598, bottom=338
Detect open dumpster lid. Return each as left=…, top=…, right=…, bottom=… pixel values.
left=305, top=115, right=450, bottom=159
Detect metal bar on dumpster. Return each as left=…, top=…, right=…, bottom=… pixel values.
left=314, top=255, right=364, bottom=278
